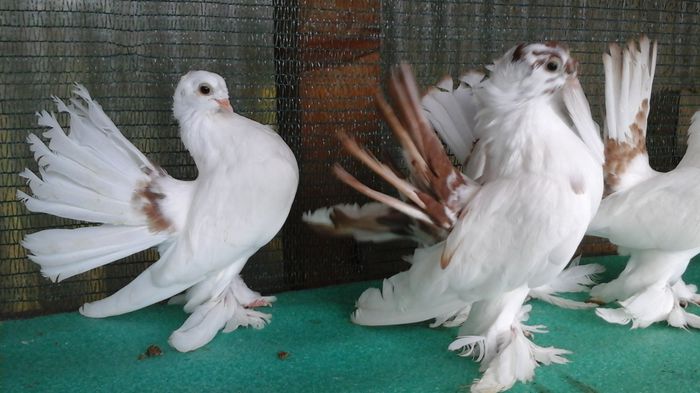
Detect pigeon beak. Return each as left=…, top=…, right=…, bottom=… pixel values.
left=216, top=98, right=233, bottom=112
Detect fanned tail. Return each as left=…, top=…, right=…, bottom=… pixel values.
left=334, top=64, right=479, bottom=233
left=18, top=84, right=172, bottom=282
left=420, top=71, right=484, bottom=164
left=602, top=35, right=658, bottom=194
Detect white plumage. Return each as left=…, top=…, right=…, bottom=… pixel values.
left=588, top=36, right=700, bottom=329
left=18, top=71, right=299, bottom=352
left=306, top=42, right=604, bottom=391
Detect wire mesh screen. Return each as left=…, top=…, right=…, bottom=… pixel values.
left=1, top=0, right=699, bottom=318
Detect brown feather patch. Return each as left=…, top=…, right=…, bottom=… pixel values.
left=603, top=99, right=649, bottom=194
left=512, top=43, right=527, bottom=62
left=136, top=184, right=172, bottom=233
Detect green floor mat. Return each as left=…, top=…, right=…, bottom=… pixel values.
left=2, top=256, right=699, bottom=393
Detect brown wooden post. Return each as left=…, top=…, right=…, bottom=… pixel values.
left=275, top=0, right=397, bottom=289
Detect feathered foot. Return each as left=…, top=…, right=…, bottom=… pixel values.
left=168, top=275, right=274, bottom=352
left=528, top=257, right=604, bottom=309
left=429, top=304, right=472, bottom=328
left=449, top=304, right=570, bottom=393
left=447, top=286, right=569, bottom=393
left=591, top=251, right=699, bottom=329
left=595, top=280, right=700, bottom=329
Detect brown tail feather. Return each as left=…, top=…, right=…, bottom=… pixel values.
left=332, top=164, right=434, bottom=225
left=334, top=63, right=479, bottom=233
left=337, top=131, right=427, bottom=209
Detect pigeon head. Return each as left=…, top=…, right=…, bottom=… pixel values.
left=489, top=42, right=578, bottom=100
left=173, top=70, right=232, bottom=123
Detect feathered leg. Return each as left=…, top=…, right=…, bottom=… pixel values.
left=167, top=263, right=275, bottom=352
left=449, top=286, right=570, bottom=393
left=528, top=256, right=604, bottom=309
left=351, top=242, right=467, bottom=326
left=593, top=249, right=700, bottom=329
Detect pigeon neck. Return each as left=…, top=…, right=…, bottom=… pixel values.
left=177, top=109, right=227, bottom=169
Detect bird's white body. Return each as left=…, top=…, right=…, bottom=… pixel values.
left=305, top=45, right=603, bottom=392
left=19, top=71, right=298, bottom=352
left=431, top=58, right=605, bottom=391
left=444, top=94, right=602, bottom=297
left=585, top=37, right=700, bottom=329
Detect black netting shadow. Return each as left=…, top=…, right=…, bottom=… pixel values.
left=1, top=0, right=699, bottom=317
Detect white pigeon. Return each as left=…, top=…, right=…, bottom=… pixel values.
left=314, top=41, right=604, bottom=391
left=304, top=71, right=604, bottom=312
left=18, top=70, right=299, bottom=352
left=587, top=36, right=700, bottom=329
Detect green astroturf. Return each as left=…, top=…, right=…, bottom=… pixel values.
left=2, top=256, right=700, bottom=393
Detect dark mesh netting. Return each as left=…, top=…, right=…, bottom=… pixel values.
left=1, top=1, right=699, bottom=317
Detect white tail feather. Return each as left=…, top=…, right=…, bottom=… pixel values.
left=421, top=72, right=483, bottom=164
left=62, top=84, right=155, bottom=174
left=19, top=85, right=172, bottom=285
left=18, top=190, right=141, bottom=225
left=302, top=203, right=408, bottom=243
left=19, top=168, right=136, bottom=222
left=603, top=36, right=656, bottom=144
left=22, top=225, right=168, bottom=282
left=22, top=125, right=147, bottom=223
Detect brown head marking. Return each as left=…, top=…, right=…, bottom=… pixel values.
left=512, top=43, right=527, bottom=62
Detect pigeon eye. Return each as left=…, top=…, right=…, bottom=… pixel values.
left=545, top=58, right=562, bottom=72
left=198, top=84, right=212, bottom=95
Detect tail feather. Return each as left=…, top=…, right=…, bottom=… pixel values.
left=302, top=202, right=444, bottom=246
left=335, top=64, right=479, bottom=233
left=60, top=84, right=155, bottom=175
left=421, top=71, right=483, bottom=164
left=19, top=84, right=174, bottom=285
left=18, top=190, right=140, bottom=226
left=37, top=110, right=134, bottom=187
left=352, top=280, right=465, bottom=326
left=421, top=78, right=474, bottom=164
left=602, top=36, right=658, bottom=194
left=25, top=130, right=142, bottom=207
left=19, top=86, right=161, bottom=225
left=26, top=132, right=116, bottom=195
left=604, top=36, right=656, bottom=142
left=19, top=168, right=136, bottom=222
left=36, top=107, right=147, bottom=198
left=22, top=225, right=168, bottom=282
